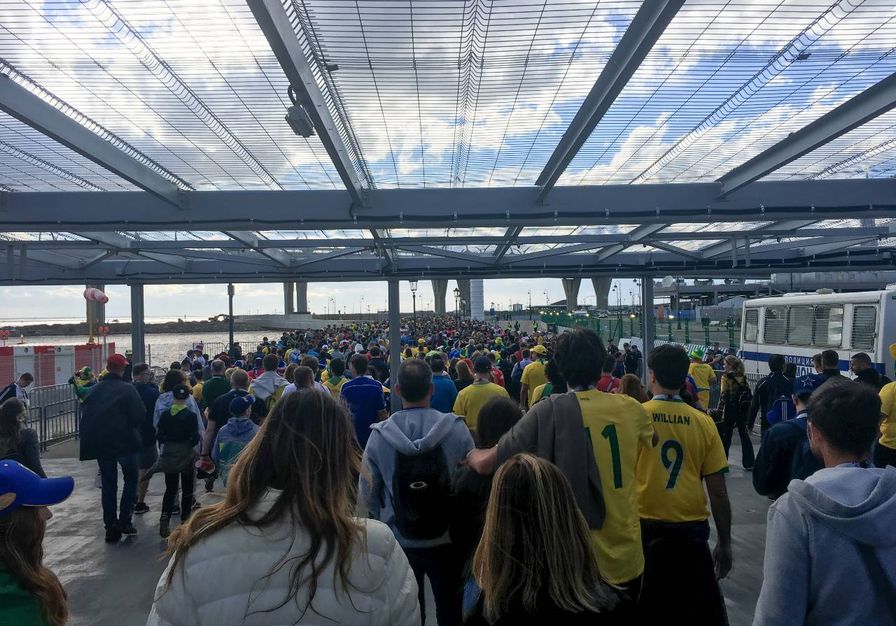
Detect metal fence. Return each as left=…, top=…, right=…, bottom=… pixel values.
left=26, top=384, right=79, bottom=450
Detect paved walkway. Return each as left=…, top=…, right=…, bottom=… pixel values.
left=40, top=437, right=769, bottom=626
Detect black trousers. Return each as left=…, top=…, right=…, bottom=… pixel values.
left=404, top=544, right=463, bottom=626
left=873, top=442, right=896, bottom=468
left=162, top=470, right=194, bottom=521
left=639, top=519, right=729, bottom=626
left=719, top=413, right=755, bottom=469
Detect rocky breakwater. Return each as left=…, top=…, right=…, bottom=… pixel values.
left=2, top=318, right=257, bottom=337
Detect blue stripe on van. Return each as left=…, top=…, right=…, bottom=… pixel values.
left=737, top=350, right=885, bottom=374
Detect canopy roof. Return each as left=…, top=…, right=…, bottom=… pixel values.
left=0, top=0, right=894, bottom=284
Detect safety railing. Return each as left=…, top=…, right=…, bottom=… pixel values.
left=25, top=384, right=80, bottom=450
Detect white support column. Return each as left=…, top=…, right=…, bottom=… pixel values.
left=470, top=279, right=484, bottom=321
left=283, top=282, right=295, bottom=314
left=295, top=281, right=308, bottom=313
left=562, top=278, right=582, bottom=312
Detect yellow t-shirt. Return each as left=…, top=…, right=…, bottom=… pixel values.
left=452, top=381, right=509, bottom=432
left=636, top=398, right=729, bottom=523
left=532, top=383, right=549, bottom=404
left=688, top=362, right=716, bottom=407
left=323, top=377, right=346, bottom=398
left=576, top=390, right=654, bottom=584
left=878, top=381, right=896, bottom=449
left=521, top=360, right=547, bottom=406
left=192, top=382, right=204, bottom=404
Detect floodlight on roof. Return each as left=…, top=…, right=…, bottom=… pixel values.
left=285, top=104, right=315, bottom=138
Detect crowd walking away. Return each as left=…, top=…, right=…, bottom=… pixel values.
left=1, top=312, right=896, bottom=625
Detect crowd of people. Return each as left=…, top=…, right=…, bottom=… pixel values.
left=0, top=314, right=895, bottom=625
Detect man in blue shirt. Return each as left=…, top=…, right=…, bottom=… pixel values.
left=341, top=353, right=388, bottom=448
left=429, top=356, right=457, bottom=413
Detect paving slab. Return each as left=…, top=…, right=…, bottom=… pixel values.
left=39, top=436, right=768, bottom=626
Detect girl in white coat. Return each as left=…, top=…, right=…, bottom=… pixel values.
left=147, top=389, right=419, bottom=626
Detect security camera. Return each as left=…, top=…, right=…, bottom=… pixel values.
left=285, top=104, right=315, bottom=138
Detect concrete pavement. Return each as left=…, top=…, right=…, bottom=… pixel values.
left=39, top=436, right=769, bottom=625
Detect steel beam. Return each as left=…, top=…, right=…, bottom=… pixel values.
left=247, top=0, right=367, bottom=206
left=535, top=0, right=684, bottom=198
left=718, top=72, right=896, bottom=195
left=494, top=226, right=523, bottom=262
left=12, top=225, right=889, bottom=252
left=223, top=231, right=293, bottom=267
left=595, top=223, right=668, bottom=262
left=4, top=180, right=895, bottom=230
left=396, top=245, right=493, bottom=265
left=1, top=246, right=891, bottom=285
left=292, top=247, right=365, bottom=268
left=0, top=74, right=183, bottom=205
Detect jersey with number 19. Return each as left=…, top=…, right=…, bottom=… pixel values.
left=636, top=398, right=728, bottom=522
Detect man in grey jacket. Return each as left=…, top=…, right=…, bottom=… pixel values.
left=754, top=379, right=896, bottom=625
left=79, top=354, right=147, bottom=542
left=360, top=359, right=474, bottom=626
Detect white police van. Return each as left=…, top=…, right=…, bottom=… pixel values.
left=739, top=286, right=896, bottom=379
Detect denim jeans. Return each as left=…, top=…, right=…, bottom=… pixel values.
left=97, top=453, right=139, bottom=530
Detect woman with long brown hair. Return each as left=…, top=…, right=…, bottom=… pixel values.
left=0, top=398, right=45, bottom=477
left=715, top=354, right=755, bottom=470
left=455, top=360, right=475, bottom=392
left=147, top=389, right=418, bottom=625
left=617, top=374, right=649, bottom=404
left=465, top=453, right=618, bottom=624
left=0, top=460, right=74, bottom=626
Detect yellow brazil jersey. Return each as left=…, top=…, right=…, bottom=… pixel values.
left=878, top=381, right=896, bottom=449
left=323, top=377, right=346, bottom=398
left=531, top=383, right=548, bottom=404
left=452, top=381, right=509, bottom=432
left=636, top=398, right=728, bottom=523
left=576, top=389, right=654, bottom=585
left=521, top=360, right=547, bottom=406
left=192, top=382, right=203, bottom=404
left=688, top=362, right=716, bottom=407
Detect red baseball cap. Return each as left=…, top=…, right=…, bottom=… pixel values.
left=107, top=353, right=129, bottom=368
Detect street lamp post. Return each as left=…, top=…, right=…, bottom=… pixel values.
left=410, top=280, right=418, bottom=327
left=528, top=290, right=532, bottom=320
left=227, top=283, right=235, bottom=352
left=453, top=286, right=460, bottom=331
left=675, top=279, right=682, bottom=330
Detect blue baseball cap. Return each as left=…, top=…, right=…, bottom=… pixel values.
left=229, top=395, right=254, bottom=416
left=794, top=374, right=824, bottom=399
left=0, top=461, right=74, bottom=517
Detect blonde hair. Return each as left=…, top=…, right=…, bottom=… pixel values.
left=473, top=454, right=615, bottom=621
left=724, top=355, right=745, bottom=378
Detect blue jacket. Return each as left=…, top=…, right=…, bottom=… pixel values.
left=360, top=407, right=474, bottom=548
left=430, top=372, right=458, bottom=413
left=753, top=413, right=823, bottom=499
left=212, top=416, right=259, bottom=486
left=79, top=374, right=145, bottom=461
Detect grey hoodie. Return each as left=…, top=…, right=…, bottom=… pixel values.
left=248, top=371, right=288, bottom=401
left=754, top=466, right=896, bottom=626
left=359, top=407, right=474, bottom=549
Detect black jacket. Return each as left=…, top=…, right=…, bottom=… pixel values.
left=1, top=428, right=45, bottom=477
left=753, top=414, right=824, bottom=499
left=79, top=374, right=145, bottom=461
left=855, top=368, right=884, bottom=390
left=133, top=381, right=160, bottom=446
left=747, top=373, right=793, bottom=428
left=450, top=465, right=493, bottom=568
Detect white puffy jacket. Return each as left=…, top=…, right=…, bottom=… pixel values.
left=147, top=489, right=420, bottom=626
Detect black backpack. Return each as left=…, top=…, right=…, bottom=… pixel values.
left=785, top=419, right=823, bottom=481
left=391, top=446, right=451, bottom=540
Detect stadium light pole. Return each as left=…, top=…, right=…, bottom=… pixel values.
left=410, top=280, right=418, bottom=327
